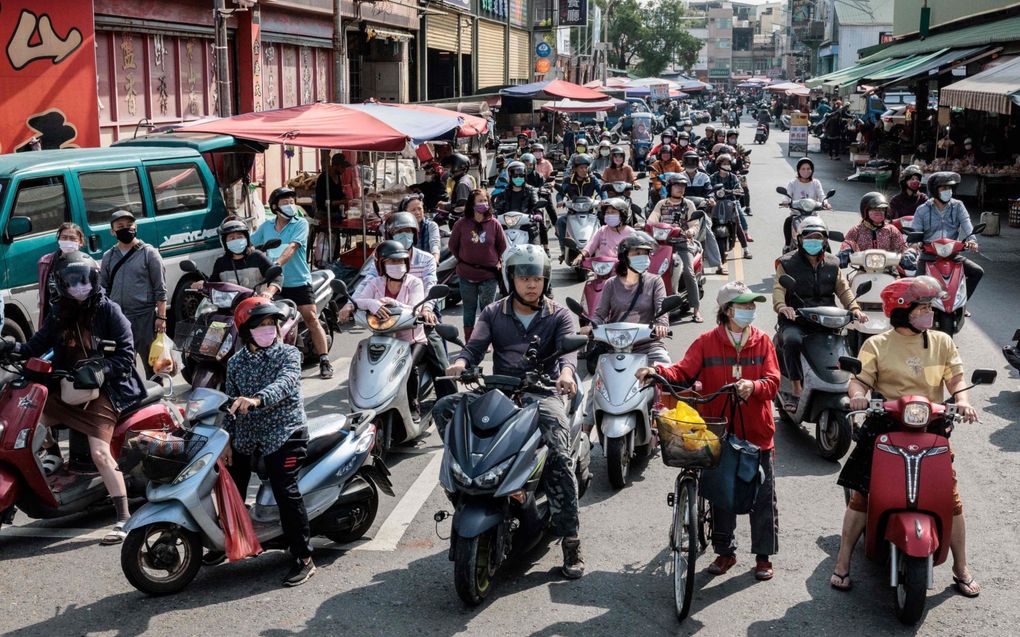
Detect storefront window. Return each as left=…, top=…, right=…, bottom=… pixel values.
left=533, top=0, right=554, bottom=28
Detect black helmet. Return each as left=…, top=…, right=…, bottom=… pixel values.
left=927, top=171, right=960, bottom=193
left=899, top=164, right=924, bottom=190
left=677, top=131, right=690, bottom=141
left=663, top=127, right=676, bottom=138
left=385, top=211, right=420, bottom=242
left=572, top=153, right=593, bottom=168
left=507, top=160, right=527, bottom=178
left=502, top=244, right=551, bottom=298
left=375, top=239, right=411, bottom=277
left=658, top=146, right=673, bottom=158
left=442, top=153, right=470, bottom=176
left=682, top=151, right=701, bottom=167
left=665, top=173, right=690, bottom=189
left=796, top=157, right=814, bottom=174
left=616, top=232, right=657, bottom=268
left=610, top=145, right=625, bottom=157
left=269, top=187, right=297, bottom=211
left=55, top=251, right=101, bottom=303
left=726, top=128, right=739, bottom=138
left=218, top=217, right=250, bottom=251
left=859, top=191, right=889, bottom=219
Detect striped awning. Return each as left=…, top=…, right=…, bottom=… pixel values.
left=940, top=56, right=1020, bottom=115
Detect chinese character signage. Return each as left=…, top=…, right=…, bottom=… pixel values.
left=0, top=0, right=99, bottom=152
left=559, top=0, right=588, bottom=27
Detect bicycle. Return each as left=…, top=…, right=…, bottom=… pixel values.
left=649, top=374, right=740, bottom=621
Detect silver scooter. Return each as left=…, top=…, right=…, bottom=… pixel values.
left=339, top=281, right=450, bottom=456
left=119, top=388, right=391, bottom=596
left=563, top=196, right=602, bottom=280
left=567, top=295, right=681, bottom=488
left=844, top=249, right=901, bottom=356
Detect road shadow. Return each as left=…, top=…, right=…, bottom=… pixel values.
left=773, top=417, right=843, bottom=478
left=980, top=388, right=1020, bottom=453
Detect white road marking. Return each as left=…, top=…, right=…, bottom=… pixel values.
left=1, top=526, right=109, bottom=541
left=354, top=450, right=443, bottom=552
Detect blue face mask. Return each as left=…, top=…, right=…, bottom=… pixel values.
left=629, top=255, right=651, bottom=274
left=802, top=239, right=825, bottom=255
left=732, top=308, right=757, bottom=327
left=511, top=176, right=525, bottom=187
left=393, top=232, right=414, bottom=250
left=226, top=238, right=248, bottom=255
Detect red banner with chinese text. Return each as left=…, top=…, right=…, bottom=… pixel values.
left=0, top=0, right=99, bottom=153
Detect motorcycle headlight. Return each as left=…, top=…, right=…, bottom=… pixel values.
left=215, top=332, right=235, bottom=360
left=172, top=453, right=212, bottom=485
left=592, top=261, right=614, bottom=276
left=652, top=227, right=670, bottom=241
left=864, top=253, right=887, bottom=269
left=934, top=242, right=955, bottom=258
left=450, top=456, right=472, bottom=486
left=368, top=313, right=399, bottom=331
left=475, top=456, right=516, bottom=490
left=606, top=328, right=638, bottom=349
left=902, top=402, right=931, bottom=427
left=210, top=289, right=239, bottom=309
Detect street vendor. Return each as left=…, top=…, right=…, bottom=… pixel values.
left=315, top=152, right=362, bottom=221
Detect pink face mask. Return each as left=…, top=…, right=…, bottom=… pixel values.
left=909, top=311, right=934, bottom=331
left=907, top=179, right=921, bottom=190
left=251, top=325, right=278, bottom=348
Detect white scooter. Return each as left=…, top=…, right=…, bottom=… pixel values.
left=338, top=281, right=450, bottom=457
left=566, top=295, right=681, bottom=489
left=498, top=210, right=541, bottom=250
left=844, top=249, right=901, bottom=356
left=563, top=196, right=602, bottom=280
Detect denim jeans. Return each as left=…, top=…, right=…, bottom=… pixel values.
left=459, top=278, right=499, bottom=328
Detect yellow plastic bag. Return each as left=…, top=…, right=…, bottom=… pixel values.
left=148, top=332, right=176, bottom=375
left=662, top=402, right=705, bottom=431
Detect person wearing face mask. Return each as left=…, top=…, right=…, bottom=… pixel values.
left=409, top=161, right=448, bottom=215
left=573, top=198, right=636, bottom=265
left=783, top=158, right=830, bottom=249
left=448, top=189, right=508, bottom=342
left=563, top=137, right=591, bottom=175
left=494, top=161, right=548, bottom=253
left=710, top=154, right=752, bottom=260
left=216, top=296, right=316, bottom=587
left=531, top=143, right=554, bottom=180
left=647, top=174, right=706, bottom=321
left=888, top=165, right=927, bottom=220
left=636, top=281, right=781, bottom=581
left=99, top=210, right=167, bottom=379
left=774, top=217, right=866, bottom=408
left=649, top=147, right=682, bottom=203
left=647, top=127, right=678, bottom=163
left=838, top=193, right=907, bottom=267
left=253, top=187, right=333, bottom=379
left=832, top=276, right=980, bottom=597
left=192, top=218, right=284, bottom=297
left=555, top=155, right=605, bottom=258
left=397, top=194, right=440, bottom=262
left=698, top=125, right=717, bottom=155
left=592, top=140, right=614, bottom=172
left=600, top=146, right=638, bottom=188
left=682, top=120, right=698, bottom=144
left=38, top=222, right=86, bottom=327
left=3, top=252, right=146, bottom=544
left=440, top=153, right=476, bottom=214
left=909, top=171, right=983, bottom=300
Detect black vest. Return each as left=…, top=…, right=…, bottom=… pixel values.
left=778, top=250, right=839, bottom=310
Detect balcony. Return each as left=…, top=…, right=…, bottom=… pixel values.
left=793, top=20, right=825, bottom=43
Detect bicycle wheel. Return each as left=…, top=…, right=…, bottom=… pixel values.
left=697, top=495, right=713, bottom=551
left=671, top=474, right=698, bottom=621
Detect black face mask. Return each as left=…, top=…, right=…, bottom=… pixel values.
left=115, top=227, right=137, bottom=244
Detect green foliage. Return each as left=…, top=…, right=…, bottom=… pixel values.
left=603, top=0, right=702, bottom=76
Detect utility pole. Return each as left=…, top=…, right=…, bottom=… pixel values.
left=213, top=0, right=232, bottom=116
left=333, top=0, right=347, bottom=102
left=601, top=1, right=611, bottom=83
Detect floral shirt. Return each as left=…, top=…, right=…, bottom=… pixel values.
left=224, top=341, right=306, bottom=455
left=840, top=222, right=907, bottom=253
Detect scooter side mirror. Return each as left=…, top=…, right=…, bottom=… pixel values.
left=906, top=231, right=924, bottom=243
left=1013, top=328, right=1020, bottom=342
left=775, top=186, right=789, bottom=196
left=565, top=297, right=586, bottom=317
left=658, top=295, right=684, bottom=317
left=854, top=280, right=873, bottom=297
left=258, top=238, right=283, bottom=251
left=971, top=368, right=996, bottom=385
left=564, top=237, right=580, bottom=251
left=434, top=323, right=464, bottom=347
left=333, top=279, right=350, bottom=301
left=838, top=356, right=862, bottom=374
left=263, top=265, right=284, bottom=283
left=558, top=335, right=589, bottom=355
left=637, top=172, right=647, bottom=179
left=827, top=230, right=845, bottom=243
left=971, top=223, right=987, bottom=237
left=426, top=284, right=450, bottom=302
left=825, top=189, right=836, bottom=199
left=690, top=209, right=706, bottom=221
left=180, top=260, right=198, bottom=274
left=779, top=274, right=796, bottom=290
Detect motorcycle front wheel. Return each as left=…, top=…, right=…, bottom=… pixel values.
left=453, top=530, right=499, bottom=606
left=815, top=409, right=851, bottom=461
left=606, top=435, right=631, bottom=489
left=121, top=523, right=203, bottom=596
left=895, top=554, right=928, bottom=625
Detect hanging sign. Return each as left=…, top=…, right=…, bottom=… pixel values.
left=559, top=0, right=588, bottom=27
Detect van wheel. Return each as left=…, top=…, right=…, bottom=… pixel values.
left=2, top=317, right=27, bottom=344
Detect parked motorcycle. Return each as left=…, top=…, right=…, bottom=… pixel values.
left=776, top=185, right=836, bottom=254
left=339, top=281, right=450, bottom=457
left=120, top=387, right=391, bottom=595
left=0, top=345, right=180, bottom=531
left=563, top=196, right=602, bottom=280
left=844, top=249, right=902, bottom=356
left=909, top=224, right=986, bottom=336
left=567, top=296, right=680, bottom=488
left=841, top=358, right=996, bottom=624
left=432, top=326, right=592, bottom=606
left=773, top=274, right=872, bottom=460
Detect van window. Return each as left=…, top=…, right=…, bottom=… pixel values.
left=147, top=163, right=208, bottom=215
left=9, top=176, right=69, bottom=237
left=80, top=169, right=143, bottom=227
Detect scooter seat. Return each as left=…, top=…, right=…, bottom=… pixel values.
left=305, top=414, right=349, bottom=461
left=309, top=270, right=332, bottom=290
left=121, top=381, right=165, bottom=418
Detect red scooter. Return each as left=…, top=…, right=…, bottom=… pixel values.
left=908, top=223, right=985, bottom=336
left=578, top=254, right=617, bottom=375
left=842, top=357, right=996, bottom=625
left=645, top=213, right=705, bottom=320
left=0, top=345, right=181, bottom=531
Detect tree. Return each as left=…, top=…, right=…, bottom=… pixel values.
left=602, top=0, right=702, bottom=76
left=602, top=0, right=646, bottom=71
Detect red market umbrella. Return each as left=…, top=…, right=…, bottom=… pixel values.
left=500, top=79, right=608, bottom=101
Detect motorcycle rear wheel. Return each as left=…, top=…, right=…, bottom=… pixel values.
left=895, top=554, right=928, bottom=625
left=121, top=523, right=203, bottom=596
left=453, top=530, right=498, bottom=606
left=323, top=475, right=379, bottom=544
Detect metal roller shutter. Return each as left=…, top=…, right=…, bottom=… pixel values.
left=509, top=28, right=530, bottom=81
left=426, top=13, right=473, bottom=55
left=477, top=20, right=505, bottom=89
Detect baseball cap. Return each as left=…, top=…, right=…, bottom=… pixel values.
left=110, top=209, right=136, bottom=223
left=717, top=281, right=766, bottom=306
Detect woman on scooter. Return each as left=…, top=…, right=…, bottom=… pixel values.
left=220, top=296, right=316, bottom=587
left=601, top=146, right=638, bottom=188
left=649, top=147, right=682, bottom=200
left=784, top=157, right=830, bottom=250
left=710, top=154, right=752, bottom=261
left=572, top=198, right=635, bottom=265
left=192, top=217, right=283, bottom=296
left=636, top=281, right=780, bottom=581
left=4, top=252, right=146, bottom=545
left=648, top=174, right=706, bottom=322
left=889, top=165, right=927, bottom=220
left=837, top=193, right=908, bottom=266
left=831, top=276, right=980, bottom=597
left=448, top=189, right=507, bottom=343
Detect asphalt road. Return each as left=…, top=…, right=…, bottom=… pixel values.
left=3, top=119, right=1019, bottom=637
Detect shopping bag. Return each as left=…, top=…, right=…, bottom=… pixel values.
left=148, top=332, right=176, bottom=375
left=213, top=459, right=263, bottom=561
left=699, top=433, right=763, bottom=514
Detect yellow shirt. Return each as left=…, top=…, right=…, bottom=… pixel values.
left=857, top=329, right=964, bottom=403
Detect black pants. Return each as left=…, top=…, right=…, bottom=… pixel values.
left=424, top=327, right=456, bottom=399
left=963, top=257, right=984, bottom=298
left=783, top=216, right=793, bottom=249
left=537, top=199, right=556, bottom=246
left=777, top=322, right=807, bottom=382
left=228, top=430, right=312, bottom=560
left=712, top=450, right=778, bottom=557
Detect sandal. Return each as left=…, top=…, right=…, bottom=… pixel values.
left=953, top=575, right=981, bottom=598
left=830, top=571, right=852, bottom=591
left=717, top=267, right=729, bottom=276
left=692, top=311, right=704, bottom=323
left=783, top=396, right=800, bottom=413
left=101, top=523, right=127, bottom=546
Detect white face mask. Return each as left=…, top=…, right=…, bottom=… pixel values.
left=58, top=240, right=80, bottom=254
left=600, top=149, right=611, bottom=157
left=385, top=263, right=407, bottom=279
left=938, top=190, right=952, bottom=203
left=629, top=255, right=651, bottom=274
left=278, top=203, right=299, bottom=218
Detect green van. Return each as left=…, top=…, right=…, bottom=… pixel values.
left=0, top=133, right=264, bottom=342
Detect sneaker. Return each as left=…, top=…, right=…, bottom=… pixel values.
left=319, top=357, right=334, bottom=380
left=707, top=554, right=737, bottom=575
left=743, top=250, right=753, bottom=259
left=283, top=558, right=316, bottom=587
left=203, top=550, right=227, bottom=566
left=561, top=537, right=585, bottom=579
left=755, top=558, right=774, bottom=581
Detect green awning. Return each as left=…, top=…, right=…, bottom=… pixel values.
left=858, top=14, right=1020, bottom=64
left=806, top=58, right=891, bottom=88
left=862, top=50, right=948, bottom=82
left=822, top=58, right=905, bottom=95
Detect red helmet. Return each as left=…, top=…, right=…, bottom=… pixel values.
left=880, top=276, right=946, bottom=317
left=234, top=296, right=285, bottom=334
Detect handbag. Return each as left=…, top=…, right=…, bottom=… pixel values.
left=60, top=324, right=100, bottom=406
left=699, top=396, right=763, bottom=514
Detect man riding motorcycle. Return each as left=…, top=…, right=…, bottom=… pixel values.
left=773, top=216, right=867, bottom=408
left=648, top=174, right=704, bottom=323
left=555, top=154, right=604, bottom=258
left=437, top=245, right=585, bottom=579
left=698, top=125, right=717, bottom=155
left=440, top=153, right=475, bottom=213
left=909, top=171, right=983, bottom=299
left=831, top=276, right=980, bottom=598
left=495, top=160, right=548, bottom=253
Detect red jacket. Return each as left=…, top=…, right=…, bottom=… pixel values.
left=655, top=324, right=780, bottom=450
